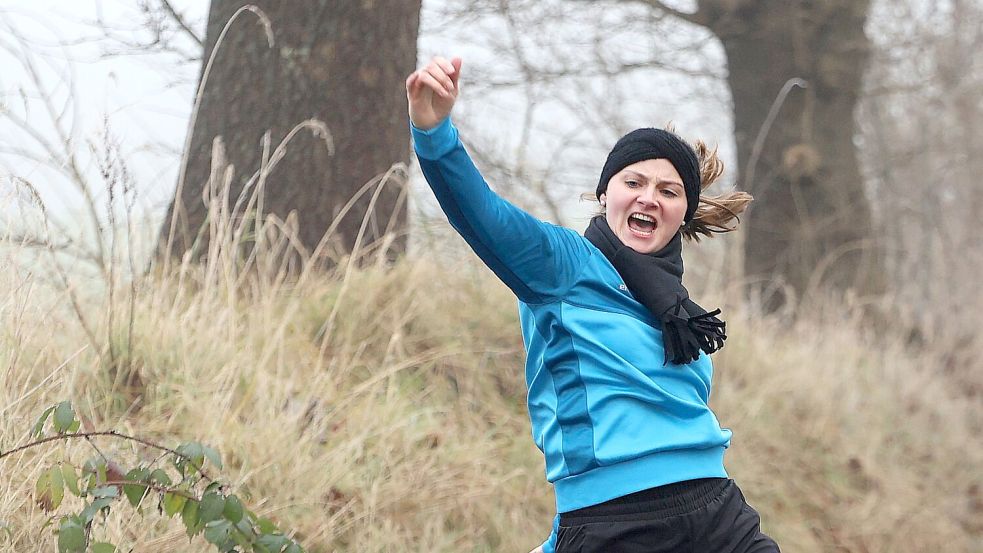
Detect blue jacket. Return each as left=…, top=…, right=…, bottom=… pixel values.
left=412, top=118, right=732, bottom=553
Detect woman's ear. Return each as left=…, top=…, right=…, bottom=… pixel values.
left=599, top=194, right=606, bottom=207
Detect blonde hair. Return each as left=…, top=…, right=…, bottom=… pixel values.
left=583, top=132, right=753, bottom=242
left=681, top=139, right=753, bottom=242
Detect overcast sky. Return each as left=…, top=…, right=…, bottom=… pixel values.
left=0, top=0, right=731, bottom=254
left=0, top=1, right=202, bottom=225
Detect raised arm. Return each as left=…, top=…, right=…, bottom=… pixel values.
left=407, top=57, right=589, bottom=303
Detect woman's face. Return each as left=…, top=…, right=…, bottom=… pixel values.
left=600, top=158, right=688, bottom=254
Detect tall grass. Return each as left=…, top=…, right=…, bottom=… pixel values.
left=3, top=222, right=981, bottom=552
left=1, top=144, right=981, bottom=553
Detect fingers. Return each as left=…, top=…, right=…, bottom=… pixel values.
left=432, top=56, right=463, bottom=92
left=405, top=67, right=447, bottom=99
left=405, top=71, right=426, bottom=97
left=417, top=69, right=451, bottom=98
left=449, top=57, right=463, bottom=88
left=406, top=70, right=437, bottom=104
left=406, top=56, right=463, bottom=104
left=424, top=61, right=455, bottom=97
left=432, top=56, right=456, bottom=78
left=405, top=73, right=422, bottom=107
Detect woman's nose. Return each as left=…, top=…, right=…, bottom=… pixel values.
left=637, top=186, right=660, bottom=206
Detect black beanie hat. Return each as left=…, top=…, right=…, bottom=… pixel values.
left=596, top=128, right=702, bottom=222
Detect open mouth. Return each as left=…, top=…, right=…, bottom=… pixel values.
left=627, top=212, right=657, bottom=236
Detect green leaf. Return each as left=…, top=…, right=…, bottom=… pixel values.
left=35, top=471, right=52, bottom=511
left=147, top=468, right=172, bottom=486
left=61, top=464, right=80, bottom=497
left=122, top=468, right=149, bottom=507
left=80, top=497, right=114, bottom=524
left=231, top=526, right=252, bottom=548
left=198, top=492, right=224, bottom=523
left=244, top=508, right=259, bottom=522
left=202, top=446, right=223, bottom=469
left=162, top=492, right=187, bottom=518
left=176, top=442, right=204, bottom=470
left=256, top=534, right=288, bottom=551
left=234, top=516, right=252, bottom=536
left=181, top=499, right=201, bottom=537
left=203, top=520, right=232, bottom=545
left=32, top=405, right=55, bottom=438
left=90, top=486, right=118, bottom=499
left=256, top=517, right=278, bottom=534
left=78, top=460, right=101, bottom=493
left=53, top=401, right=75, bottom=434
left=222, top=495, right=243, bottom=523
left=81, top=458, right=100, bottom=477
left=178, top=441, right=202, bottom=457
left=90, top=542, right=117, bottom=553
left=49, top=465, right=65, bottom=510
left=56, top=520, right=86, bottom=553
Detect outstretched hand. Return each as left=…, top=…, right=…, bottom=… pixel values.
left=406, top=56, right=462, bottom=131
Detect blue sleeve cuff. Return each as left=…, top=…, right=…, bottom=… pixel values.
left=410, top=116, right=459, bottom=160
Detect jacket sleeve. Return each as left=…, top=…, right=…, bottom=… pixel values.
left=412, top=117, right=589, bottom=303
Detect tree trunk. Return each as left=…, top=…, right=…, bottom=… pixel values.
left=699, top=0, right=882, bottom=307
left=156, top=0, right=421, bottom=268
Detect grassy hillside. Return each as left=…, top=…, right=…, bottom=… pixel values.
left=1, top=245, right=980, bottom=552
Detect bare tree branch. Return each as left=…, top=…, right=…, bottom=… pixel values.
left=638, top=0, right=709, bottom=27
left=469, top=57, right=723, bottom=90
left=85, top=0, right=204, bottom=67
left=160, top=0, right=204, bottom=47
left=569, top=0, right=710, bottom=27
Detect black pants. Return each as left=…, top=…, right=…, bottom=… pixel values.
left=556, top=478, right=780, bottom=553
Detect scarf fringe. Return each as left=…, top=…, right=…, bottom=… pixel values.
left=660, top=301, right=727, bottom=365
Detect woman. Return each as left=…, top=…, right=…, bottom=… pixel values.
left=406, top=56, right=780, bottom=553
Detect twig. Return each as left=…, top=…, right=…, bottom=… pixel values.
left=573, top=0, right=709, bottom=27
left=102, top=479, right=201, bottom=500
left=0, top=431, right=213, bottom=482
left=160, top=0, right=203, bottom=47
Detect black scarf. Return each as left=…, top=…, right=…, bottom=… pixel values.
left=584, top=216, right=726, bottom=365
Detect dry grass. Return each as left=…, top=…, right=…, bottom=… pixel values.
left=1, top=194, right=980, bottom=552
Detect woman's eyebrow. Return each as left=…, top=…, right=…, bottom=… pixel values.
left=625, top=169, right=683, bottom=186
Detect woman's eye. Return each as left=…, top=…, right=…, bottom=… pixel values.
left=625, top=179, right=640, bottom=188
left=661, top=189, right=678, bottom=198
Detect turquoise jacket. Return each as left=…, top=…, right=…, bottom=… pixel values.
left=412, top=118, right=732, bottom=553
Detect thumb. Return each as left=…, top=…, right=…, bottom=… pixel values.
left=449, top=57, right=463, bottom=90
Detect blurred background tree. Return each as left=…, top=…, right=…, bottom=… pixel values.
left=623, top=0, right=880, bottom=308
left=155, top=0, right=422, bottom=268
left=857, top=0, right=983, bottom=378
